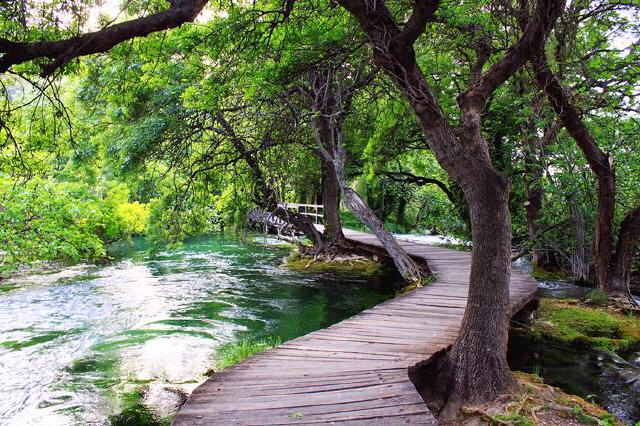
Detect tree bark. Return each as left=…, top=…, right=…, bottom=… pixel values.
left=0, top=0, right=208, bottom=75
left=320, top=159, right=346, bottom=245
left=304, top=63, right=423, bottom=278
left=340, top=4, right=517, bottom=414
left=330, top=143, right=424, bottom=283
left=337, top=0, right=561, bottom=414
left=608, top=206, right=640, bottom=298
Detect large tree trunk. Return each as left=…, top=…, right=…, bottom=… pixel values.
left=360, top=24, right=516, bottom=417
left=444, top=174, right=514, bottom=415
left=335, top=0, right=562, bottom=411
left=338, top=0, right=562, bottom=417
left=319, top=150, right=346, bottom=245
left=607, top=206, right=640, bottom=298
left=595, top=170, right=617, bottom=291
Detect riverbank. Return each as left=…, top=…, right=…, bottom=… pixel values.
left=527, top=298, right=640, bottom=352
left=508, top=291, right=640, bottom=424
left=0, top=234, right=397, bottom=425
left=284, top=252, right=386, bottom=276
left=451, top=372, right=622, bottom=426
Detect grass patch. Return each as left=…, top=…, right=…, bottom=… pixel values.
left=214, top=338, right=281, bottom=371
left=584, top=290, right=610, bottom=306
left=284, top=252, right=384, bottom=276
left=453, top=372, right=622, bottom=426
left=530, top=299, right=640, bottom=353
left=531, top=268, right=571, bottom=282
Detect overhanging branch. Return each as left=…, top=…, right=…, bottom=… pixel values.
left=0, top=0, right=208, bottom=75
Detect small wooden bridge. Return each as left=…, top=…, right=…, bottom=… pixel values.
left=174, top=228, right=538, bottom=425
left=247, top=203, right=325, bottom=239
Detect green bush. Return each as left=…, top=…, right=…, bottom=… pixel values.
left=0, top=178, right=151, bottom=272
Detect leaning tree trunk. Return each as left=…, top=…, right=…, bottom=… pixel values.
left=532, top=53, right=620, bottom=294
left=306, top=65, right=423, bottom=282
left=331, top=142, right=423, bottom=283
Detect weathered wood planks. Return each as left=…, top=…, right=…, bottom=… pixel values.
left=173, top=229, right=538, bottom=425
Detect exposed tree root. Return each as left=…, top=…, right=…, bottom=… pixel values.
left=409, top=343, right=518, bottom=422
left=439, top=372, right=622, bottom=426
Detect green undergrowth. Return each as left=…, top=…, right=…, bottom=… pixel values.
left=214, top=338, right=281, bottom=371
left=531, top=268, right=572, bottom=282
left=454, top=372, right=622, bottom=426
left=530, top=299, right=640, bottom=353
left=284, top=252, right=384, bottom=276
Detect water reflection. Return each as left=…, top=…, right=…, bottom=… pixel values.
left=0, top=235, right=395, bottom=425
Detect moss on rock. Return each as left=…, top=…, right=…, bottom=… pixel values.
left=530, top=299, right=640, bottom=353
left=284, top=252, right=384, bottom=276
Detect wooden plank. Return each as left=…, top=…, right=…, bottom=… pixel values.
left=173, top=227, right=538, bottom=425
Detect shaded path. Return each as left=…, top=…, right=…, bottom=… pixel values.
left=173, top=229, right=538, bottom=425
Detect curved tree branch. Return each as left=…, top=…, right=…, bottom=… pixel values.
left=384, top=171, right=455, bottom=203
left=396, top=0, right=441, bottom=47
left=0, top=0, right=208, bottom=75
left=458, top=0, right=564, bottom=111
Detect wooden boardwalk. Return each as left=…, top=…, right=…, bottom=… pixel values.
left=173, top=229, right=538, bottom=425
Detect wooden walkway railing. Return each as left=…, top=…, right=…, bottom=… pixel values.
left=173, top=228, right=538, bottom=425
left=278, top=202, right=324, bottom=224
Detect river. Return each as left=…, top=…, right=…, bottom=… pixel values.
left=508, top=279, right=640, bottom=424
left=2, top=235, right=639, bottom=425
left=0, top=235, right=396, bottom=425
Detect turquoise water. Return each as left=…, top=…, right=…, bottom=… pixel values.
left=0, top=235, right=396, bottom=425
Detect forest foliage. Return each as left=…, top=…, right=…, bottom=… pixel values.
left=0, top=0, right=638, bottom=286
